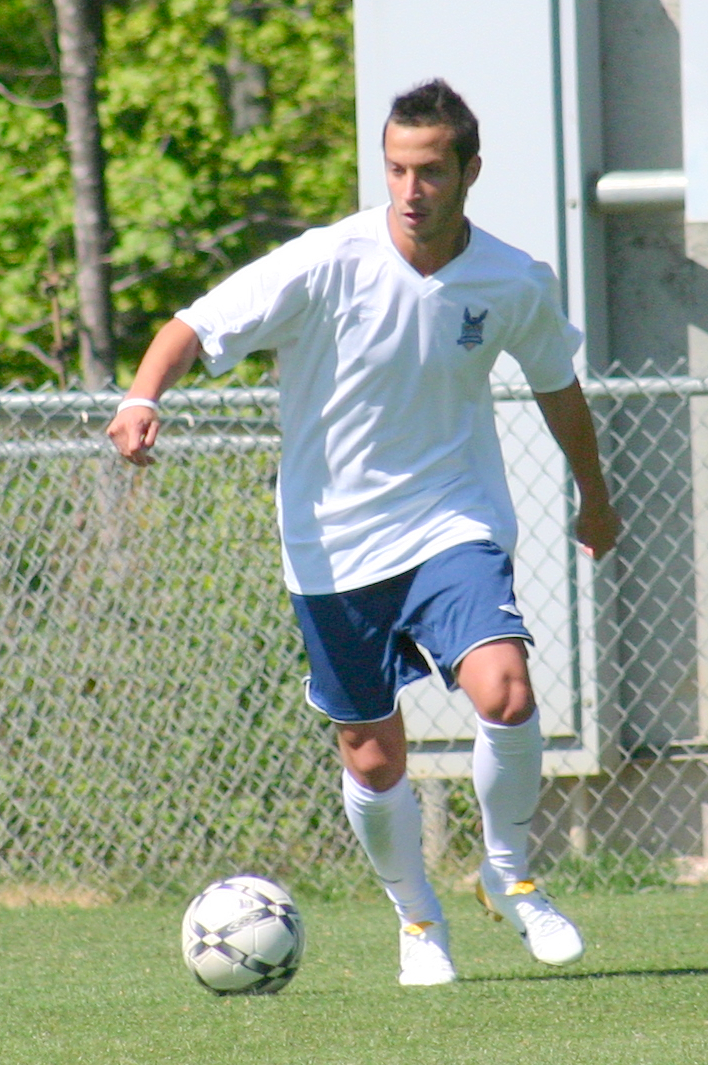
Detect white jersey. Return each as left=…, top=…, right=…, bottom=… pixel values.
left=176, top=206, right=580, bottom=595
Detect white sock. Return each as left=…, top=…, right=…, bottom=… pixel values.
left=472, top=709, right=543, bottom=894
left=341, top=769, right=444, bottom=926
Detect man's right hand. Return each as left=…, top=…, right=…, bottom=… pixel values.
left=107, top=405, right=160, bottom=466
left=105, top=318, right=201, bottom=466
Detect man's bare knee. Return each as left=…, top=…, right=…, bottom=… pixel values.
left=457, top=639, right=536, bottom=726
left=337, top=710, right=407, bottom=791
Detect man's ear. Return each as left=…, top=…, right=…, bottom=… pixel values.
left=464, top=154, right=482, bottom=191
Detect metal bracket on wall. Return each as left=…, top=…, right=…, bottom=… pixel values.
left=591, top=169, right=686, bottom=212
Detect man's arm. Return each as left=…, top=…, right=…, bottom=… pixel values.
left=107, top=317, right=201, bottom=466
left=533, top=377, right=620, bottom=560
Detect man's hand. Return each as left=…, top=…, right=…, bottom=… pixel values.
left=105, top=318, right=201, bottom=466
left=107, top=405, right=160, bottom=466
left=575, top=496, right=621, bottom=560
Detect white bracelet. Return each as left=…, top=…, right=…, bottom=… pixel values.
left=116, top=398, right=159, bottom=414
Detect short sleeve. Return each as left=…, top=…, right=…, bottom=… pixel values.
left=175, top=238, right=314, bottom=377
left=505, top=261, right=582, bottom=393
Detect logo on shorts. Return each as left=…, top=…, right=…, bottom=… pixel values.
left=457, top=307, right=488, bottom=350
left=499, top=602, right=522, bottom=617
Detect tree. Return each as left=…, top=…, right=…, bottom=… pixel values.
left=54, top=0, right=114, bottom=389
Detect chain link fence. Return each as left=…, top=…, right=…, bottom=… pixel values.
left=2, top=367, right=708, bottom=902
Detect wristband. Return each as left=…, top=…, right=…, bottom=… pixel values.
left=116, top=398, right=159, bottom=414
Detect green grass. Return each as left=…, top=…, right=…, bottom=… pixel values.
left=2, top=888, right=708, bottom=1065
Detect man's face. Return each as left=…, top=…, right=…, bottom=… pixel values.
left=384, top=121, right=481, bottom=250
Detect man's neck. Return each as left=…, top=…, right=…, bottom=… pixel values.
left=387, top=209, right=470, bottom=276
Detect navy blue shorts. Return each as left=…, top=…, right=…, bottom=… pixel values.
left=289, top=541, right=533, bottom=724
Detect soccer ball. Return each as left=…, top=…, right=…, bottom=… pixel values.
left=181, top=875, right=305, bottom=995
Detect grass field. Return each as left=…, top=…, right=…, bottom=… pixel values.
left=2, top=887, right=708, bottom=1065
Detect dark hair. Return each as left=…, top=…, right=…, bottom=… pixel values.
left=384, top=79, right=480, bottom=170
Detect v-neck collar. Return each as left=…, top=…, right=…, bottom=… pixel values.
left=376, top=206, right=476, bottom=292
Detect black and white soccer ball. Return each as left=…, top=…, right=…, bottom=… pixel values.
left=181, top=875, right=305, bottom=995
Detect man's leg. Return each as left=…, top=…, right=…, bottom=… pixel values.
left=457, top=639, right=584, bottom=965
left=289, top=579, right=455, bottom=982
left=337, top=709, right=442, bottom=922
left=457, top=639, right=540, bottom=890
left=337, top=709, right=455, bottom=985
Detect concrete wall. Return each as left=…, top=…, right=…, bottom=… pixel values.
left=596, top=1, right=708, bottom=752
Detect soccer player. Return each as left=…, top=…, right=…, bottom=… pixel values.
left=108, top=79, right=619, bottom=985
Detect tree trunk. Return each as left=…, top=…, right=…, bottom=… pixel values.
left=54, top=0, right=114, bottom=389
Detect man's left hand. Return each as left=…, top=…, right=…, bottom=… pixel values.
left=575, top=498, right=621, bottom=560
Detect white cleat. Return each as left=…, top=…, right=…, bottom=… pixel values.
left=398, top=920, right=457, bottom=986
left=476, top=872, right=584, bottom=966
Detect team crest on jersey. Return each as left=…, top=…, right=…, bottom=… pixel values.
left=457, top=307, right=488, bottom=350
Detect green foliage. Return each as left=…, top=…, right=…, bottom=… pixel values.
left=0, top=0, right=70, bottom=382
left=0, top=0, right=356, bottom=387
left=543, top=846, right=677, bottom=895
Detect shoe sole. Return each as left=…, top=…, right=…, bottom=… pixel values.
left=398, top=972, right=457, bottom=986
